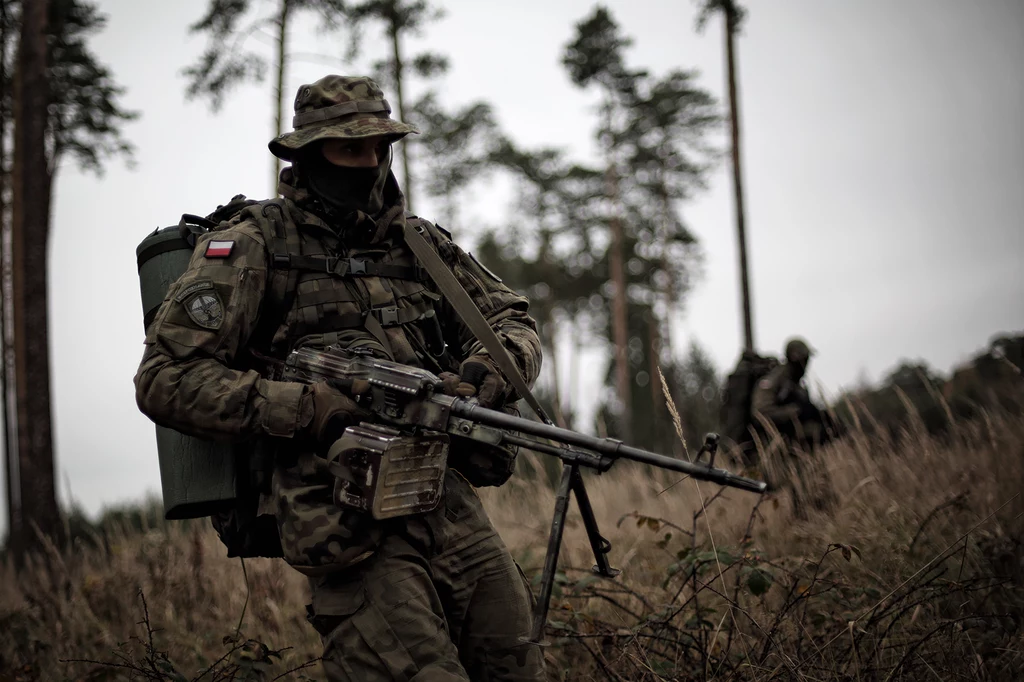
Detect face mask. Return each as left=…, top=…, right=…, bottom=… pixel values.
left=304, top=143, right=392, bottom=216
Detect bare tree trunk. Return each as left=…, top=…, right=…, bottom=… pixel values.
left=657, top=176, right=675, bottom=357
left=723, top=1, right=754, bottom=352
left=545, top=309, right=567, bottom=429
left=568, top=318, right=579, bottom=431
left=605, top=161, right=631, bottom=442
left=0, top=0, right=17, bottom=546
left=647, top=310, right=664, bottom=449
left=388, top=12, right=412, bottom=212
left=272, top=0, right=290, bottom=195
left=11, top=0, right=61, bottom=556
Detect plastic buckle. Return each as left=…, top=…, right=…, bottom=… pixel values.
left=349, top=259, right=367, bottom=275
left=375, top=306, right=399, bottom=326
left=272, top=253, right=290, bottom=269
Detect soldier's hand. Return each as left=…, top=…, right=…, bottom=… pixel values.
left=301, top=381, right=372, bottom=444
left=438, top=355, right=507, bottom=409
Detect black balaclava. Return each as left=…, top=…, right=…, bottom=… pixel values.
left=302, top=140, right=392, bottom=217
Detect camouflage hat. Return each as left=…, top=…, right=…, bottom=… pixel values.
left=785, top=338, right=815, bottom=363
left=268, top=75, right=418, bottom=161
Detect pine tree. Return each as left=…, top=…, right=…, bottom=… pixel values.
left=562, top=5, right=640, bottom=440
left=341, top=0, right=446, bottom=212
left=342, top=1, right=494, bottom=218
left=556, top=6, right=719, bottom=449
left=182, top=0, right=349, bottom=193
left=409, top=92, right=496, bottom=227
left=1, top=0, right=135, bottom=556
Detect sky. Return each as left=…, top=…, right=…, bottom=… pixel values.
left=2, top=0, right=1022, bottom=523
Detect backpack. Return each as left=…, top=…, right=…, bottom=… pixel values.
left=719, top=350, right=780, bottom=447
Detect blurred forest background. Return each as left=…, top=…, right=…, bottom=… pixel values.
left=1, top=0, right=1023, bottom=679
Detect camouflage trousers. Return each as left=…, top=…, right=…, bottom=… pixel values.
left=305, top=469, right=545, bottom=681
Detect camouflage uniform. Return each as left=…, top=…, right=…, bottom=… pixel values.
left=135, top=76, right=545, bottom=680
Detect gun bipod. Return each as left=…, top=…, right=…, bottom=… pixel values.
left=527, top=462, right=619, bottom=645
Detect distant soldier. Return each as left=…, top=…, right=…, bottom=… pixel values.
left=751, top=337, right=833, bottom=516
left=750, top=337, right=824, bottom=447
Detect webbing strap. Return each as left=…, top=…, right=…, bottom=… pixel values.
left=253, top=201, right=299, bottom=352
left=293, top=99, right=391, bottom=128
left=271, top=254, right=426, bottom=281
left=402, top=221, right=552, bottom=426
left=363, top=314, right=397, bottom=360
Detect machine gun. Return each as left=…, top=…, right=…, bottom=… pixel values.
left=283, top=346, right=767, bottom=643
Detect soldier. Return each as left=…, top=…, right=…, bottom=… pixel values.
left=750, top=337, right=823, bottom=444
left=135, top=75, right=545, bottom=681
left=750, top=337, right=831, bottom=516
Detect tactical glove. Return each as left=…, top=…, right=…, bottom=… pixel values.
left=438, top=355, right=508, bottom=409
left=300, top=381, right=371, bottom=444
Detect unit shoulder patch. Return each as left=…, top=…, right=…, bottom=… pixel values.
left=183, top=290, right=224, bottom=330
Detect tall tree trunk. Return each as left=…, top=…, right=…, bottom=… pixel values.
left=272, top=0, right=290, bottom=195
left=545, top=309, right=567, bottom=429
left=568, top=318, right=579, bottom=431
left=605, top=160, right=632, bottom=442
left=723, top=1, right=754, bottom=352
left=11, top=0, right=60, bottom=556
left=0, top=0, right=17, bottom=547
left=657, top=174, right=675, bottom=357
left=388, top=14, right=412, bottom=212
left=647, top=310, right=664, bottom=450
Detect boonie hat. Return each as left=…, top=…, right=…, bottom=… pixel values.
left=268, top=75, right=418, bottom=160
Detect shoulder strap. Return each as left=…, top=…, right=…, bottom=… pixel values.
left=403, top=219, right=553, bottom=426
left=248, top=199, right=301, bottom=353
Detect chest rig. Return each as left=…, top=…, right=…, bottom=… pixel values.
left=230, top=198, right=458, bottom=372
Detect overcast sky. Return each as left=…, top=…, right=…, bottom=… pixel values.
left=2, top=0, right=1022, bottom=523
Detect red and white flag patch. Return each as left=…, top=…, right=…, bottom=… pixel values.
left=204, top=240, right=234, bottom=258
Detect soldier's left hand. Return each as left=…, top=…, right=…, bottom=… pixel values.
left=438, top=355, right=507, bottom=408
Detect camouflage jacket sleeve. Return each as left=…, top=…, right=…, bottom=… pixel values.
left=134, top=223, right=308, bottom=442
left=425, top=224, right=543, bottom=397
left=750, top=366, right=800, bottom=425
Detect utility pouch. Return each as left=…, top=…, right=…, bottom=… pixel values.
left=327, top=423, right=448, bottom=520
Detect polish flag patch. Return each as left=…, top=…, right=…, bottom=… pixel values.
left=204, top=240, right=234, bottom=258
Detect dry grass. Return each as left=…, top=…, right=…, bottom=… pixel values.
left=3, top=392, right=1023, bottom=681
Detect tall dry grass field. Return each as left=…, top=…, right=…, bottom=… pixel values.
left=3, top=394, right=1023, bottom=680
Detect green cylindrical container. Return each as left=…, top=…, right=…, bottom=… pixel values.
left=137, top=226, right=238, bottom=520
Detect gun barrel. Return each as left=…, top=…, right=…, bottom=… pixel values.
left=449, top=400, right=767, bottom=494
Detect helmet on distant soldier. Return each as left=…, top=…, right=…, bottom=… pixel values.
left=784, top=338, right=814, bottom=365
